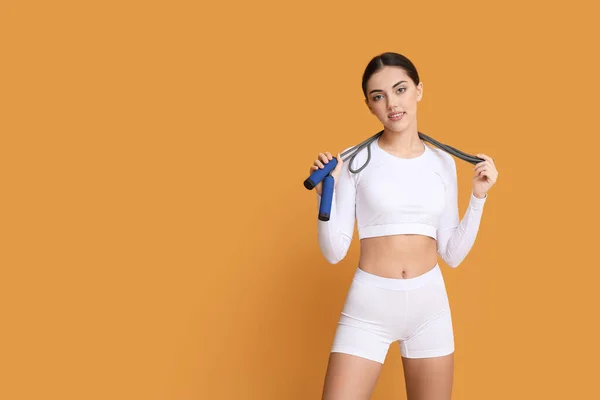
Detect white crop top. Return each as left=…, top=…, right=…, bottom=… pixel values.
left=316, top=136, right=487, bottom=267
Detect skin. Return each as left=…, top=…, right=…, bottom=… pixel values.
left=310, top=66, right=499, bottom=399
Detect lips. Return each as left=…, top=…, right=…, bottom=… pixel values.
left=388, top=112, right=405, bottom=120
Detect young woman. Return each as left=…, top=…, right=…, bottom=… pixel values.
left=309, top=52, right=498, bottom=399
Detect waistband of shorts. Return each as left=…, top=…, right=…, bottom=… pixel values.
left=353, top=263, right=442, bottom=291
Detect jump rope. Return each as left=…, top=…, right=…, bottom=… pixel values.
left=303, top=129, right=485, bottom=221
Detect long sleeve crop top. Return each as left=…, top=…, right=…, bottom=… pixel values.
left=316, top=136, right=487, bottom=267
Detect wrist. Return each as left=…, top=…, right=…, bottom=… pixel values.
left=473, top=190, right=486, bottom=199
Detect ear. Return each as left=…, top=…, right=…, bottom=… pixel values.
left=416, top=82, right=423, bottom=102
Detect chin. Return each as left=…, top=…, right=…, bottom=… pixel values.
left=384, top=120, right=409, bottom=132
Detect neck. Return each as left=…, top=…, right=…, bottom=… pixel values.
left=379, top=125, right=424, bottom=157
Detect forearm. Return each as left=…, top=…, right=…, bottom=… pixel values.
left=438, top=192, right=487, bottom=267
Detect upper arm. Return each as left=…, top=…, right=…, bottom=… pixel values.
left=436, top=155, right=460, bottom=256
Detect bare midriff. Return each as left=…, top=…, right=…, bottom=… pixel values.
left=358, top=234, right=439, bottom=279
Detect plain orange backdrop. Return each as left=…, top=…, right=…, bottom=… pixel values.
left=1, top=0, right=600, bottom=399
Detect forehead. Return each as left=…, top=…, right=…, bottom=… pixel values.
left=366, top=66, right=411, bottom=90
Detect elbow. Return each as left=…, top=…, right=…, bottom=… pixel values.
left=442, top=254, right=466, bottom=268
left=438, top=240, right=467, bottom=268
left=321, top=248, right=348, bottom=265
left=319, top=238, right=351, bottom=265
left=323, top=251, right=345, bottom=265
left=439, top=250, right=464, bottom=268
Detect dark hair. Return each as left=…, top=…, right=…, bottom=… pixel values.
left=361, top=52, right=420, bottom=99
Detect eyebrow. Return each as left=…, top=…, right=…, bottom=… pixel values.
left=368, top=81, right=407, bottom=95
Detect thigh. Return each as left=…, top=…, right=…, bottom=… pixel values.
left=322, top=352, right=382, bottom=400
left=401, top=269, right=454, bottom=359
left=401, top=353, right=454, bottom=400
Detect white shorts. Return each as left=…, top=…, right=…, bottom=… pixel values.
left=331, top=263, right=454, bottom=363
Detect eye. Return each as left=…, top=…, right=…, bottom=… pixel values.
left=397, top=87, right=406, bottom=93
left=373, top=94, right=383, bottom=101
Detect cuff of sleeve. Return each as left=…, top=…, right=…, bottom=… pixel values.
left=470, top=191, right=487, bottom=209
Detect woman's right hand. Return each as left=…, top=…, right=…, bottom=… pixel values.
left=309, top=151, right=344, bottom=196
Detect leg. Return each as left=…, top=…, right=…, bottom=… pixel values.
left=322, top=324, right=390, bottom=399
left=402, top=353, right=454, bottom=400
left=320, top=269, right=400, bottom=399
left=399, top=266, right=455, bottom=399
left=322, top=352, right=382, bottom=400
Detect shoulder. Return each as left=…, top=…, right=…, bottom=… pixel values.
left=341, top=143, right=371, bottom=172
left=425, top=144, right=457, bottom=188
left=426, top=143, right=456, bottom=171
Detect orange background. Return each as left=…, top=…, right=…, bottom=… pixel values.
left=1, top=0, right=599, bottom=399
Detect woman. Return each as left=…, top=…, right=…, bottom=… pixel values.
left=310, top=52, right=498, bottom=399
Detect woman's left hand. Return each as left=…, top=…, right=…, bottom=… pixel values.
left=472, top=154, right=498, bottom=198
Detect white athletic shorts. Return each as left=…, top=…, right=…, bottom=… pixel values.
left=331, top=263, right=454, bottom=363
